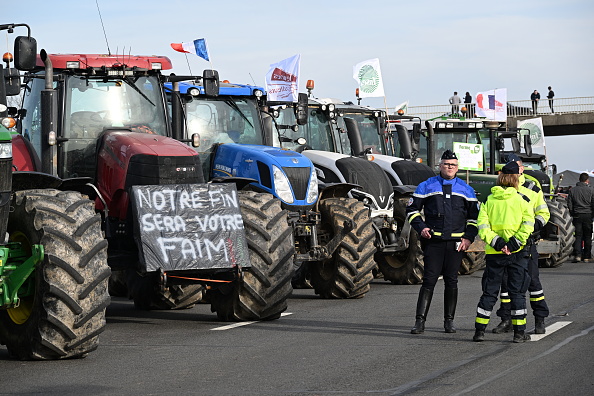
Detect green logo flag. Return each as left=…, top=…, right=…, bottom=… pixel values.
left=517, top=117, right=545, bottom=151
left=353, top=58, right=385, bottom=98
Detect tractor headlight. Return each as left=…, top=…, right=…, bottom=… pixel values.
left=306, top=167, right=318, bottom=204
left=273, top=165, right=294, bottom=204
left=0, top=142, right=12, bottom=159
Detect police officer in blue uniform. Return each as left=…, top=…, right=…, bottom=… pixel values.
left=406, top=150, right=479, bottom=334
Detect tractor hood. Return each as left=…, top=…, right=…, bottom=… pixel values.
left=212, top=143, right=317, bottom=208
left=96, top=131, right=202, bottom=218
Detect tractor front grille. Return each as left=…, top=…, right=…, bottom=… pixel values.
left=282, top=167, right=310, bottom=201
left=125, top=154, right=203, bottom=188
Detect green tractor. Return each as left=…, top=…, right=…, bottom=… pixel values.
left=0, top=23, right=110, bottom=360
left=419, top=115, right=574, bottom=268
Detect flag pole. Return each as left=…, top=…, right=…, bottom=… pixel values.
left=184, top=53, right=193, bottom=76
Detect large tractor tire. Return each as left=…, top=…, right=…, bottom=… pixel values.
left=541, top=199, right=575, bottom=268
left=0, top=190, right=110, bottom=360
left=208, top=191, right=294, bottom=321
left=377, top=200, right=424, bottom=285
left=310, top=198, right=376, bottom=298
left=459, top=251, right=486, bottom=275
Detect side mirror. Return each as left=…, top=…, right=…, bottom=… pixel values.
left=14, top=36, right=37, bottom=71
left=202, top=69, right=219, bottom=96
left=511, top=137, right=520, bottom=153
left=495, top=137, right=505, bottom=150
left=378, top=115, right=386, bottom=131
left=412, top=123, right=421, bottom=144
left=191, top=133, right=200, bottom=147
left=524, top=134, right=533, bottom=157
left=296, top=93, right=308, bottom=125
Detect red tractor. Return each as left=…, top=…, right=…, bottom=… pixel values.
left=1, top=23, right=293, bottom=359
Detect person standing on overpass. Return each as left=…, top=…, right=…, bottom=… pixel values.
left=547, top=86, right=555, bottom=113
left=449, top=92, right=462, bottom=115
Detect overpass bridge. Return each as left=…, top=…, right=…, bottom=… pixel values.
left=397, top=96, right=594, bottom=136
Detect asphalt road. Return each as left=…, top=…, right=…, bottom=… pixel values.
left=1, top=259, right=593, bottom=396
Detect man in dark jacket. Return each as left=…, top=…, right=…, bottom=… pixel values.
left=567, top=173, right=594, bottom=262
left=531, top=90, right=540, bottom=114
left=406, top=150, right=479, bottom=334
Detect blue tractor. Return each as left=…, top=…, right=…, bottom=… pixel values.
left=166, top=81, right=376, bottom=298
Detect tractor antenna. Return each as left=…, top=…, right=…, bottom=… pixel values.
left=96, top=0, right=112, bottom=55
left=249, top=73, right=257, bottom=86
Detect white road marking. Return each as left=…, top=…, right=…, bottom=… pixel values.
left=211, top=312, right=292, bottom=331
left=530, top=320, right=572, bottom=341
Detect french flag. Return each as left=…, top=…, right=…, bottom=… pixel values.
left=171, top=38, right=209, bottom=61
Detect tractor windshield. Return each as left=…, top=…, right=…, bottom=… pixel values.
left=65, top=75, right=167, bottom=138
left=431, top=131, right=482, bottom=169
left=275, top=106, right=335, bottom=152
left=336, top=112, right=390, bottom=156
left=59, top=75, right=167, bottom=178
left=185, top=96, right=264, bottom=148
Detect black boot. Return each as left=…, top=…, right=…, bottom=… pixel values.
left=411, top=287, right=433, bottom=334
left=492, top=318, right=512, bottom=334
left=444, top=287, right=458, bottom=333
left=473, top=329, right=485, bottom=342
left=535, top=317, right=546, bottom=334
left=513, top=330, right=531, bottom=343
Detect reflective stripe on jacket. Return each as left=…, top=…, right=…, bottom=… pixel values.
left=478, top=185, right=534, bottom=254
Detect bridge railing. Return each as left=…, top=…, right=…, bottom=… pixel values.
left=395, top=96, right=594, bottom=120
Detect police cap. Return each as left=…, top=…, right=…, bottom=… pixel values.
left=441, top=150, right=457, bottom=160
left=501, top=161, right=520, bottom=174
left=506, top=153, right=521, bottom=163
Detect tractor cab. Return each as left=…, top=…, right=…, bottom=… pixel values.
left=19, top=54, right=171, bottom=179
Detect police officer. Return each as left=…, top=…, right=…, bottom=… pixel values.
left=473, top=161, right=534, bottom=343
left=492, top=154, right=550, bottom=335
left=406, top=150, right=479, bottom=334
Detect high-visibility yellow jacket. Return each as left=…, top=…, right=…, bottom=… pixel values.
left=519, top=174, right=550, bottom=228
left=478, top=185, right=535, bottom=254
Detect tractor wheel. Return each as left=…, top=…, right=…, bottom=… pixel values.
left=541, top=199, right=575, bottom=268
left=376, top=202, right=424, bottom=285
left=0, top=190, right=110, bottom=360
left=309, top=198, right=376, bottom=298
left=459, top=251, right=486, bottom=275
left=127, top=270, right=204, bottom=310
left=208, top=191, right=294, bottom=321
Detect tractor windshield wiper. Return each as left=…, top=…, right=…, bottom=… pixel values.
left=123, top=76, right=155, bottom=107
left=224, top=99, right=254, bottom=129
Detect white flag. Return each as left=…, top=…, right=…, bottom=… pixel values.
left=475, top=88, right=507, bottom=121
left=265, top=54, right=300, bottom=102
left=353, top=58, right=385, bottom=98
left=517, top=117, right=545, bottom=152
left=394, top=101, right=409, bottom=115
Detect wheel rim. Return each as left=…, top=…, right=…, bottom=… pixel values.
left=383, top=254, right=407, bottom=270
left=6, top=231, right=35, bottom=325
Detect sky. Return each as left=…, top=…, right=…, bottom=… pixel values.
left=6, top=0, right=594, bottom=172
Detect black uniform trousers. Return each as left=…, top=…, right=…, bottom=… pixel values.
left=421, top=239, right=464, bottom=290
left=572, top=213, right=593, bottom=259
left=496, top=242, right=549, bottom=319
left=475, top=250, right=530, bottom=331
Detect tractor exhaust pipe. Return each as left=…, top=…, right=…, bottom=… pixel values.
left=39, top=49, right=58, bottom=176
left=425, top=120, right=435, bottom=170
left=344, top=117, right=365, bottom=156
